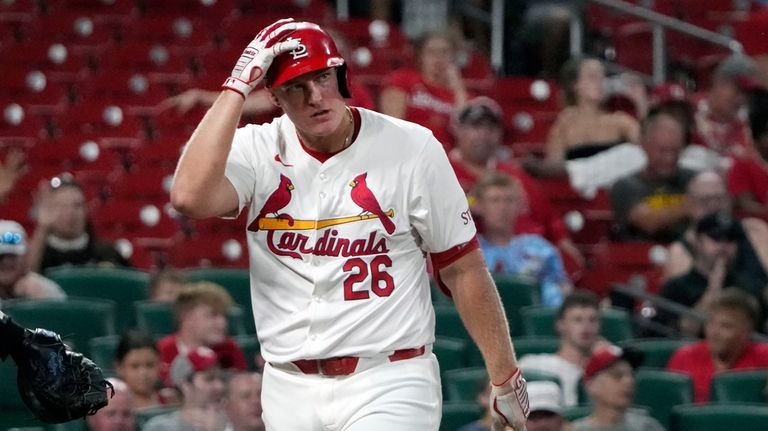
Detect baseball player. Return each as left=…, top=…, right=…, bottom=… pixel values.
left=171, top=18, right=529, bottom=431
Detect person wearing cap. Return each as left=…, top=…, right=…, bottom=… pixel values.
left=170, top=18, right=528, bottom=431
left=85, top=378, right=136, bottom=431
left=610, top=111, right=695, bottom=243
left=667, top=288, right=768, bottom=403
left=0, top=219, right=65, bottom=306
left=691, top=54, right=761, bottom=158
left=658, top=211, right=768, bottom=336
left=450, top=96, right=585, bottom=269
left=472, top=172, right=572, bottom=307
left=524, top=380, right=570, bottom=431
left=224, top=371, right=265, bottom=431
left=574, top=346, right=664, bottom=431
left=144, top=346, right=228, bottom=431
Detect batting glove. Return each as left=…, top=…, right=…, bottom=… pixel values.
left=222, top=18, right=301, bottom=98
left=490, top=369, right=530, bottom=431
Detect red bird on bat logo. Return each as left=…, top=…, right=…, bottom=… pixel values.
left=249, top=174, right=295, bottom=231
left=349, top=172, right=396, bottom=234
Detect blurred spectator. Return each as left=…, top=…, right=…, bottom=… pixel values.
left=158, top=282, right=247, bottom=386
left=611, top=112, right=694, bottom=242
left=660, top=212, right=768, bottom=336
left=144, top=346, right=228, bottom=431
left=663, top=171, right=768, bottom=282
left=450, top=96, right=584, bottom=267
left=524, top=380, right=570, bottom=431
left=574, top=347, right=664, bottom=431
left=667, top=288, right=768, bottom=403
left=160, top=29, right=375, bottom=116
left=691, top=54, right=761, bottom=159
left=114, top=330, right=171, bottom=410
left=509, top=1, right=578, bottom=78
left=149, top=268, right=187, bottom=303
left=541, top=56, right=639, bottom=165
left=473, top=173, right=572, bottom=307
left=0, top=219, right=65, bottom=305
left=458, top=378, right=492, bottom=431
left=380, top=30, right=469, bottom=149
left=86, top=378, right=136, bottom=431
left=603, top=72, right=649, bottom=120
left=448, top=96, right=584, bottom=265
left=728, top=88, right=768, bottom=216
left=0, top=148, right=26, bottom=203
left=27, top=174, right=130, bottom=273
left=648, top=82, right=694, bottom=141
left=519, top=291, right=607, bottom=406
left=225, top=371, right=265, bottom=431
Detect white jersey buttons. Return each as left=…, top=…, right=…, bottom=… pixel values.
left=319, top=173, right=327, bottom=180
left=319, top=192, right=327, bottom=198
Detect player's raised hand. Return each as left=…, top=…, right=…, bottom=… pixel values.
left=222, top=18, right=302, bottom=98
left=490, top=369, right=530, bottom=431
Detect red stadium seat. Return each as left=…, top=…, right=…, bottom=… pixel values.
left=73, top=70, right=171, bottom=106
left=52, top=103, right=147, bottom=138
left=166, top=232, right=248, bottom=269
left=96, top=41, right=192, bottom=74
left=105, top=166, right=175, bottom=201
left=91, top=199, right=180, bottom=238
left=34, top=12, right=118, bottom=47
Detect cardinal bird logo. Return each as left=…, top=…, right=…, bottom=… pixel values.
left=349, top=172, right=396, bottom=234
left=249, top=174, right=295, bottom=232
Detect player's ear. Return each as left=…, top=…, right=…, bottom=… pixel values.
left=267, top=90, right=281, bottom=108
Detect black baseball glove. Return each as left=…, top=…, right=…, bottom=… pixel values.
left=11, top=328, right=114, bottom=424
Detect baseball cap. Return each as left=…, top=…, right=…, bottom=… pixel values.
left=714, top=54, right=763, bottom=92
left=0, top=220, right=27, bottom=255
left=584, top=346, right=643, bottom=381
left=169, top=346, right=219, bottom=387
left=455, top=96, right=503, bottom=127
left=696, top=212, right=740, bottom=242
left=527, top=381, right=563, bottom=415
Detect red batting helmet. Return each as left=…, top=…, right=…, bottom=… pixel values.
left=265, top=21, right=351, bottom=98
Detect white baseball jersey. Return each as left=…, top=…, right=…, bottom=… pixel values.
left=224, top=107, right=475, bottom=363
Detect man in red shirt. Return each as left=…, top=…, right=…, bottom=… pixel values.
left=728, top=88, right=768, bottom=217
left=158, top=281, right=247, bottom=386
left=667, top=288, right=768, bottom=402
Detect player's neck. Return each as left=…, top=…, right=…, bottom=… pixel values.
left=298, top=107, right=354, bottom=153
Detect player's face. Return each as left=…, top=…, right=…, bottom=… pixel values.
left=50, top=186, right=88, bottom=239
left=86, top=389, right=135, bottom=431
left=705, top=307, right=752, bottom=358
left=116, top=347, right=160, bottom=397
left=187, top=367, right=226, bottom=407
left=575, top=59, right=605, bottom=104
left=271, top=67, right=347, bottom=139
left=455, top=121, right=502, bottom=163
left=477, top=184, right=520, bottom=232
left=588, top=360, right=635, bottom=409
left=225, top=373, right=264, bottom=431
left=183, top=304, right=229, bottom=346
left=556, top=306, right=600, bottom=353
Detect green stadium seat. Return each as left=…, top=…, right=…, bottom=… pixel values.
left=513, top=336, right=560, bottom=358
left=440, top=402, right=483, bottom=431
left=520, top=306, right=633, bottom=342
left=433, top=336, right=469, bottom=375
left=711, top=369, right=768, bottom=403
left=0, top=359, right=48, bottom=430
left=493, top=275, right=539, bottom=336
left=634, top=369, right=694, bottom=429
left=88, top=335, right=122, bottom=376
left=182, top=268, right=255, bottom=333
left=3, top=299, right=116, bottom=356
left=7, top=428, right=46, bottom=431
left=670, top=404, right=768, bottom=431
left=433, top=305, right=483, bottom=367
left=136, top=406, right=178, bottom=429
left=233, top=334, right=260, bottom=371
left=522, top=369, right=562, bottom=386
left=443, top=367, right=487, bottom=402
left=134, top=300, right=248, bottom=338
left=45, top=266, right=150, bottom=332
left=619, top=338, right=694, bottom=368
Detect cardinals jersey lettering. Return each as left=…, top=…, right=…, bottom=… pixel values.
left=224, top=108, right=475, bottom=363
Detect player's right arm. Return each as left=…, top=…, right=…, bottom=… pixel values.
left=170, top=19, right=300, bottom=219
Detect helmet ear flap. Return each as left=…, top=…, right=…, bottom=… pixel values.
left=337, top=64, right=351, bottom=98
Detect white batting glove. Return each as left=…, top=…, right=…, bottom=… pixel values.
left=490, top=369, right=530, bottom=431
left=222, top=18, right=301, bottom=98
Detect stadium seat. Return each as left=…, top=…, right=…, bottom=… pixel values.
left=167, top=233, right=249, bottom=269
left=3, top=298, right=116, bottom=356
left=618, top=338, right=694, bottom=368
left=45, top=266, right=150, bottom=332
left=433, top=336, right=469, bottom=376
left=440, top=402, right=483, bottom=431
left=134, top=300, right=248, bottom=338
left=232, top=334, right=260, bottom=371
left=522, top=369, right=562, bottom=386
left=433, top=305, right=472, bottom=346
left=670, top=404, right=768, bottom=431
left=135, top=406, right=178, bottom=429
left=634, top=369, right=694, bottom=429
left=521, top=306, right=633, bottom=343
left=88, top=334, right=121, bottom=377
left=493, top=274, right=539, bottom=336
left=0, top=359, right=49, bottom=430
left=710, top=369, right=768, bottom=403
left=443, top=367, right=487, bottom=402
left=512, top=336, right=560, bottom=358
